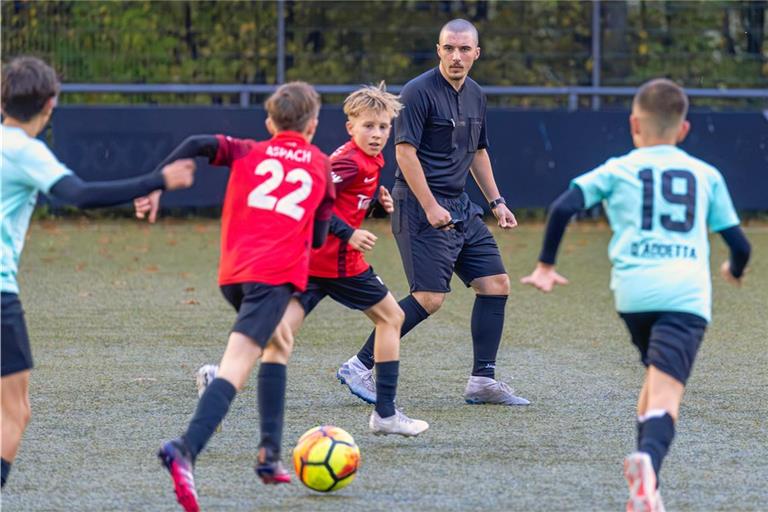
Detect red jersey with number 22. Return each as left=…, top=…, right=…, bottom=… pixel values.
left=213, top=131, right=334, bottom=291
left=309, top=138, right=384, bottom=278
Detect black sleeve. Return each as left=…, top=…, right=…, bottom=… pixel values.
left=329, top=214, right=355, bottom=242
left=312, top=218, right=331, bottom=248
left=153, top=135, right=219, bottom=172
left=718, top=225, right=751, bottom=278
left=49, top=173, right=165, bottom=209
left=538, top=187, right=586, bottom=265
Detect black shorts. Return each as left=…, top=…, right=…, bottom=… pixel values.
left=1, top=293, right=33, bottom=377
left=391, top=185, right=506, bottom=293
left=297, top=267, right=389, bottom=316
left=220, top=283, right=294, bottom=348
left=619, top=311, right=708, bottom=385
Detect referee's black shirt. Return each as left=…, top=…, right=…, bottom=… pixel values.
left=394, top=67, right=489, bottom=198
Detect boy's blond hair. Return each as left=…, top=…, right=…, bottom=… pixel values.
left=343, top=81, right=403, bottom=120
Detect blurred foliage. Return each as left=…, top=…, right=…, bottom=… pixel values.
left=2, top=0, right=766, bottom=108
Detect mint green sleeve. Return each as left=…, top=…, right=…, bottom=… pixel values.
left=569, top=162, right=614, bottom=209
left=21, top=139, right=73, bottom=194
left=707, top=173, right=740, bottom=232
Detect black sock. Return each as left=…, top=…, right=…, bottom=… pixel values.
left=1, top=458, right=10, bottom=488
left=357, top=295, right=429, bottom=370
left=258, top=363, right=287, bottom=459
left=183, top=377, right=236, bottom=461
left=636, top=419, right=645, bottom=451
left=374, top=361, right=399, bottom=418
left=471, top=295, right=508, bottom=378
left=639, top=413, right=675, bottom=485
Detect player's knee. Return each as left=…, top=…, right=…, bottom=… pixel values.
left=473, top=273, right=510, bottom=295
left=413, top=292, right=445, bottom=314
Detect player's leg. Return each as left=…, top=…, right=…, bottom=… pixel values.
left=158, top=283, right=292, bottom=510
left=363, top=293, right=428, bottom=436
left=455, top=213, right=528, bottom=406
left=1, top=292, right=34, bottom=488
left=625, top=312, right=706, bottom=512
left=0, top=371, right=31, bottom=488
left=255, top=298, right=305, bottom=484
left=354, top=186, right=455, bottom=371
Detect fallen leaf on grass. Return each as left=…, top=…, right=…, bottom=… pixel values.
left=185, top=287, right=196, bottom=292
left=182, top=299, right=200, bottom=305
left=144, top=265, right=159, bottom=273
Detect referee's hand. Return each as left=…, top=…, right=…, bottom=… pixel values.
left=426, top=203, right=453, bottom=230
left=492, top=204, right=518, bottom=229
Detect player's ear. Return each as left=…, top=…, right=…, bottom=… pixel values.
left=345, top=120, right=354, bottom=137
left=474, top=46, right=481, bottom=60
left=629, top=114, right=641, bottom=137
left=304, top=117, right=319, bottom=142
left=676, top=120, right=691, bottom=143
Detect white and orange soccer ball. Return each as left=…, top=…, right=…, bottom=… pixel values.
left=292, top=425, right=360, bottom=492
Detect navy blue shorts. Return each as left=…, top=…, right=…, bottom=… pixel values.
left=619, top=311, right=708, bottom=385
left=297, top=267, right=389, bottom=315
left=220, top=283, right=294, bottom=348
left=391, top=185, right=506, bottom=293
left=1, top=293, right=33, bottom=377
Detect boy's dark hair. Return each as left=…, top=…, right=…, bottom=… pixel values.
left=2, top=56, right=60, bottom=122
left=265, top=81, right=321, bottom=133
left=633, top=78, right=689, bottom=135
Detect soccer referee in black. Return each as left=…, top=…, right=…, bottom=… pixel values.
left=342, top=18, right=529, bottom=406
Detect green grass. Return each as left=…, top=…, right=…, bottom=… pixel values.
left=5, top=219, right=767, bottom=511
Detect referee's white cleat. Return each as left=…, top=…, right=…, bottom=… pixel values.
left=464, top=376, right=530, bottom=405
left=369, top=409, right=429, bottom=437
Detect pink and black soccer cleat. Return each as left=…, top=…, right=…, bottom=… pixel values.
left=624, top=452, right=665, bottom=512
left=255, top=446, right=291, bottom=485
left=158, top=439, right=200, bottom=512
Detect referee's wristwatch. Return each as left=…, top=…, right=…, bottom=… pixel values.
left=488, top=197, right=506, bottom=210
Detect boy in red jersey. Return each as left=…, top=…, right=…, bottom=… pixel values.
left=139, top=82, right=335, bottom=512
left=196, top=83, right=429, bottom=437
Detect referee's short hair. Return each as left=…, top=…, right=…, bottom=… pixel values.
left=633, top=78, right=689, bottom=136
left=265, top=81, right=321, bottom=133
left=1, top=56, right=60, bottom=122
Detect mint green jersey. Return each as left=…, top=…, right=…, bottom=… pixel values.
left=1, top=125, right=72, bottom=293
left=571, top=145, right=739, bottom=322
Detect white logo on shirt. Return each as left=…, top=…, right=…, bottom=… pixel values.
left=363, top=176, right=376, bottom=183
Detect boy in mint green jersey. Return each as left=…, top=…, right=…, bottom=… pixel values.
left=1, top=56, right=195, bottom=489
left=521, top=78, right=751, bottom=512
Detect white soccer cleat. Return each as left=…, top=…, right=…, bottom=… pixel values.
left=196, top=364, right=219, bottom=397
left=464, top=376, right=530, bottom=405
left=336, top=356, right=377, bottom=404
left=624, top=452, right=665, bottom=512
left=369, top=409, right=429, bottom=437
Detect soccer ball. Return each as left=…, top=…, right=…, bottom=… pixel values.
left=292, top=425, right=360, bottom=492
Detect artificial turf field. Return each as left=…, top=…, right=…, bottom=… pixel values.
left=4, top=218, right=766, bottom=511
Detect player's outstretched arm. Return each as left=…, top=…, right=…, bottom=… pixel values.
left=520, top=187, right=585, bottom=292
left=49, top=159, right=195, bottom=209
left=470, top=149, right=517, bottom=229
left=717, top=225, right=752, bottom=286
left=134, top=135, right=220, bottom=222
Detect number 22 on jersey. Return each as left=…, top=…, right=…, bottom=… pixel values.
left=248, top=158, right=313, bottom=221
left=639, top=168, right=696, bottom=233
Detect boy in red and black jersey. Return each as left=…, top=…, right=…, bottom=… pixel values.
left=299, top=84, right=429, bottom=436
left=138, top=82, right=334, bottom=512
left=198, top=84, right=429, bottom=439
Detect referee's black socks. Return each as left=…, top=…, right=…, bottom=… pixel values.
left=357, top=295, right=429, bottom=369
left=471, top=295, right=508, bottom=379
